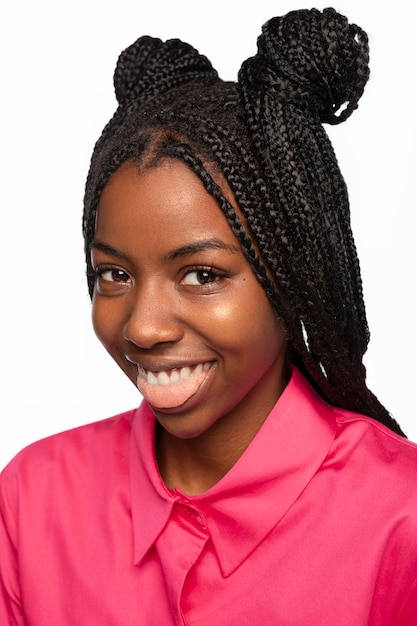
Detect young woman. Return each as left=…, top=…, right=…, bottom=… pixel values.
left=1, top=8, right=417, bottom=624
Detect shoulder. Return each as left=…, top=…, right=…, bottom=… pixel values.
left=330, top=406, right=417, bottom=512
left=290, top=367, right=417, bottom=476
left=0, top=409, right=137, bottom=504
left=334, top=406, right=417, bottom=467
left=3, top=408, right=136, bottom=467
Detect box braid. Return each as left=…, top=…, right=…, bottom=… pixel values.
left=83, top=8, right=405, bottom=436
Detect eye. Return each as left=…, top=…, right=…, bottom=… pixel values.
left=182, top=268, right=221, bottom=286
left=98, top=268, right=130, bottom=283
left=93, top=266, right=132, bottom=295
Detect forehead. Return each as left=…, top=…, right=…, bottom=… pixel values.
left=95, top=159, right=242, bottom=254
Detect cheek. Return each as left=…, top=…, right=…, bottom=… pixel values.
left=238, top=288, right=287, bottom=365
left=91, top=298, right=117, bottom=350
left=195, top=299, right=252, bottom=350
left=249, top=308, right=286, bottom=353
left=260, top=314, right=287, bottom=357
left=91, top=299, right=134, bottom=379
left=201, top=289, right=286, bottom=360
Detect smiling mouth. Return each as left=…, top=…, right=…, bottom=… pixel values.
left=136, top=362, right=213, bottom=409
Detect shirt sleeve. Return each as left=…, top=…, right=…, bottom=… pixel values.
left=0, top=468, right=24, bottom=625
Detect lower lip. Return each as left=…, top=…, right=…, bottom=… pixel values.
left=136, top=363, right=216, bottom=411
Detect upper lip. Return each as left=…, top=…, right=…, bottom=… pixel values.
left=125, top=355, right=215, bottom=373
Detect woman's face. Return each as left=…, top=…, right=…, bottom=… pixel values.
left=91, top=159, right=287, bottom=440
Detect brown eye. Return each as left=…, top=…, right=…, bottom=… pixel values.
left=183, top=269, right=219, bottom=285
left=99, top=268, right=130, bottom=283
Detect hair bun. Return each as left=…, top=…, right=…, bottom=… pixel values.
left=239, top=8, right=370, bottom=124
left=114, top=35, right=218, bottom=107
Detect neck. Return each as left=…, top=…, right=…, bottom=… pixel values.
left=156, top=421, right=259, bottom=495
left=155, top=371, right=288, bottom=495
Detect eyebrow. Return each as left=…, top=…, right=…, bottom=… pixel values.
left=165, top=238, right=240, bottom=261
left=90, top=238, right=240, bottom=261
left=89, top=241, right=128, bottom=259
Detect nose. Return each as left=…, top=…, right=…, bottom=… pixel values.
left=122, top=282, right=183, bottom=349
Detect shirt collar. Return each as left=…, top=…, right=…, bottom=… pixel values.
left=130, top=367, right=337, bottom=576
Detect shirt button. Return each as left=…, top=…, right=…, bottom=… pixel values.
left=191, top=511, right=203, bottom=525
left=178, top=503, right=206, bottom=527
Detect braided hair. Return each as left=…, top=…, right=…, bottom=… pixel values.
left=83, top=8, right=405, bottom=436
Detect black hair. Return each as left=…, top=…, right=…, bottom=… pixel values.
left=83, top=8, right=405, bottom=436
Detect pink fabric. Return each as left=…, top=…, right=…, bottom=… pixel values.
left=1, top=368, right=417, bottom=625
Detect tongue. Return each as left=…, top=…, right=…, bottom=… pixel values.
left=136, top=369, right=209, bottom=409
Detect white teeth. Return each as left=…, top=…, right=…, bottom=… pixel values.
left=157, top=371, right=171, bottom=386
left=148, top=370, right=159, bottom=385
left=139, top=363, right=210, bottom=386
left=180, top=367, right=191, bottom=380
left=170, top=370, right=180, bottom=383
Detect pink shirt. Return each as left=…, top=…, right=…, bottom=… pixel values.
left=1, top=368, right=417, bottom=625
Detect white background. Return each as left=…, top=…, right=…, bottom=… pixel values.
left=1, top=0, right=415, bottom=468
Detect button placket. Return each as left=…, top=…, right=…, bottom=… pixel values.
left=177, top=500, right=207, bottom=529
left=155, top=497, right=209, bottom=623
